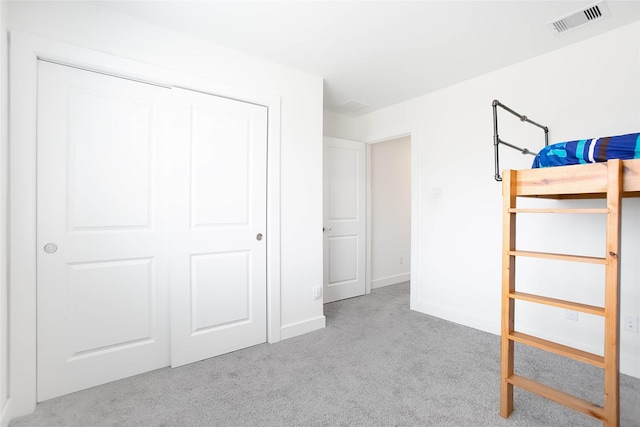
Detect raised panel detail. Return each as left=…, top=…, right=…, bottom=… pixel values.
left=68, top=258, right=153, bottom=356
left=191, top=108, right=250, bottom=227
left=67, top=88, right=152, bottom=231
left=190, top=251, right=250, bottom=333
left=328, top=235, right=358, bottom=285
left=327, top=146, right=359, bottom=221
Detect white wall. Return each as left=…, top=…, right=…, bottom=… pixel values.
left=356, top=21, right=640, bottom=378
left=0, top=0, right=8, bottom=424
left=323, top=109, right=360, bottom=141
left=3, top=1, right=324, bottom=422
left=370, top=136, right=411, bottom=288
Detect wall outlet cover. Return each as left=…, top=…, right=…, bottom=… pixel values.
left=565, top=310, right=578, bottom=321
left=622, top=315, right=638, bottom=333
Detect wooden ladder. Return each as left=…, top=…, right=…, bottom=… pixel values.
left=500, top=160, right=622, bottom=426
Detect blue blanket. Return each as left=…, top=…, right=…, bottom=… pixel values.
left=532, top=132, right=640, bottom=168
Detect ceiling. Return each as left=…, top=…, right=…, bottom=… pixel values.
left=99, top=0, right=640, bottom=116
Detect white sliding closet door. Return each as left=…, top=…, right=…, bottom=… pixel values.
left=168, top=88, right=268, bottom=368
left=36, top=61, right=172, bottom=401
left=36, top=60, right=269, bottom=400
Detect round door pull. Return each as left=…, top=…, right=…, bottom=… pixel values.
left=44, top=243, right=58, bottom=254
left=256, top=233, right=263, bottom=241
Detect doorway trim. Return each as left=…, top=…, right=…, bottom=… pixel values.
left=7, top=32, right=281, bottom=419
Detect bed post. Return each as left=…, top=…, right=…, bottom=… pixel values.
left=604, top=159, right=622, bottom=427
left=500, top=169, right=517, bottom=418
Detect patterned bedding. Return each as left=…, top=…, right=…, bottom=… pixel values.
left=532, top=132, right=640, bottom=168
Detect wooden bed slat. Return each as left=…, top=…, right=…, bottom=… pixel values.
left=511, top=158, right=640, bottom=198
left=508, top=208, right=608, bottom=214
left=509, top=331, right=604, bottom=368
left=508, top=250, right=606, bottom=264
left=514, top=162, right=608, bottom=196
left=507, top=374, right=605, bottom=421
left=509, top=291, right=605, bottom=316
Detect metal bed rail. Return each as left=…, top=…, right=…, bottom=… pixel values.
left=493, top=99, right=549, bottom=181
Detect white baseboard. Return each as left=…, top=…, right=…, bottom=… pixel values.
left=371, top=273, right=410, bottom=289
left=410, top=299, right=498, bottom=335
left=1, top=399, right=10, bottom=427
left=280, top=315, right=326, bottom=340
left=621, top=354, right=640, bottom=379
left=410, top=299, right=640, bottom=379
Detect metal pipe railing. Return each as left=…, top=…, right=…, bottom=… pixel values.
left=492, top=100, right=549, bottom=181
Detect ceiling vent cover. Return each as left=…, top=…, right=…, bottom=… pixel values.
left=548, top=1, right=609, bottom=34
left=338, top=100, right=370, bottom=114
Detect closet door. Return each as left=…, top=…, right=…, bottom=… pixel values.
left=36, top=61, right=171, bottom=401
left=168, top=88, right=268, bottom=367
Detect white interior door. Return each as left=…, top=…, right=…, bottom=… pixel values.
left=323, top=137, right=366, bottom=303
left=36, top=61, right=171, bottom=401
left=169, top=88, right=268, bottom=367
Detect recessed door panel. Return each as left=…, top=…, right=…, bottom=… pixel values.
left=328, top=236, right=358, bottom=284
left=191, top=108, right=250, bottom=227
left=68, top=258, right=153, bottom=356
left=327, top=147, right=359, bottom=220
left=191, top=251, right=250, bottom=332
left=67, top=88, right=152, bottom=231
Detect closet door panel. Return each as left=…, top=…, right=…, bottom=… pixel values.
left=36, top=61, right=171, bottom=401
left=169, top=87, right=267, bottom=368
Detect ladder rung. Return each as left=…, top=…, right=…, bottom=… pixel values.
left=509, top=292, right=605, bottom=316
left=508, top=331, right=604, bottom=368
left=509, top=250, right=606, bottom=264
left=509, top=208, right=608, bottom=214
left=507, top=374, right=605, bottom=421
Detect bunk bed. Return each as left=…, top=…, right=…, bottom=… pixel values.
left=493, top=100, right=640, bottom=427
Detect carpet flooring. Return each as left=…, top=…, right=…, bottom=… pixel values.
left=11, top=282, right=640, bottom=426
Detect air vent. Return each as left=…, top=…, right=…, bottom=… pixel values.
left=338, top=100, right=370, bottom=114
left=548, top=1, right=609, bottom=34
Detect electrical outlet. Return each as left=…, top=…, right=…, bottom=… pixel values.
left=622, top=315, right=638, bottom=333
left=565, top=310, right=578, bottom=321
left=313, top=286, right=323, bottom=301
left=400, top=256, right=404, bottom=265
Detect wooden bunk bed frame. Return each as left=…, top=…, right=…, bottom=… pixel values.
left=501, top=156, right=640, bottom=427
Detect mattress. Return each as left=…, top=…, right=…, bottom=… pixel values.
left=532, top=132, right=640, bottom=168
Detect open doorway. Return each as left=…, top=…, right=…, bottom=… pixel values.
left=322, top=135, right=412, bottom=304
left=366, top=136, right=412, bottom=292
